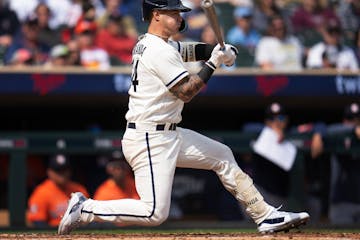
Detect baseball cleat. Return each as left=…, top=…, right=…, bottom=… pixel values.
left=58, top=192, right=87, bottom=235
left=257, top=208, right=310, bottom=234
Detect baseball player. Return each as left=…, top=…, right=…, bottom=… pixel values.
left=58, top=0, right=309, bottom=234
left=27, top=154, right=89, bottom=227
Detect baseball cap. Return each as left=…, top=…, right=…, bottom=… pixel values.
left=265, top=102, right=287, bottom=120
left=74, top=20, right=97, bottom=35
left=234, top=6, right=253, bottom=18
left=343, top=103, right=360, bottom=120
left=10, top=48, right=34, bottom=64
left=100, top=151, right=127, bottom=172
left=50, top=44, right=69, bottom=58
left=48, top=154, right=71, bottom=172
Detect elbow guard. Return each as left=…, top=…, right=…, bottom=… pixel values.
left=172, top=41, right=214, bottom=62
left=194, top=43, right=214, bottom=61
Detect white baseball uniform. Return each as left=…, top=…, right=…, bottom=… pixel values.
left=80, top=33, right=272, bottom=226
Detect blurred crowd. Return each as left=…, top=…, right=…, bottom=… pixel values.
left=0, top=0, right=359, bottom=71
left=0, top=0, right=141, bottom=69
left=223, top=0, right=360, bottom=71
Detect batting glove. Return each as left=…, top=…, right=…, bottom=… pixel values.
left=208, top=43, right=225, bottom=68
left=223, top=44, right=238, bottom=67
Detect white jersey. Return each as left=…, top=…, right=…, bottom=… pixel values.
left=125, top=33, right=189, bottom=124
left=306, top=42, right=359, bottom=72
left=67, top=26, right=307, bottom=234
left=255, top=36, right=303, bottom=71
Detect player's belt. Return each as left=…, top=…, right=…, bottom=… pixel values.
left=127, top=122, right=177, bottom=131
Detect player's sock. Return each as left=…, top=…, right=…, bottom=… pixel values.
left=80, top=199, right=96, bottom=222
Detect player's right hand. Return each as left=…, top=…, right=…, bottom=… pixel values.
left=208, top=43, right=225, bottom=68
left=223, top=44, right=238, bottom=67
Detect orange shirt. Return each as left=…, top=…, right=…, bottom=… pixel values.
left=93, top=177, right=139, bottom=201
left=27, top=179, right=89, bottom=227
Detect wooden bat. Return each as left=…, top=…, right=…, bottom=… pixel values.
left=201, top=0, right=225, bottom=49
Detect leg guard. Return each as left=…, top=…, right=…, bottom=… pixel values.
left=233, top=170, right=273, bottom=224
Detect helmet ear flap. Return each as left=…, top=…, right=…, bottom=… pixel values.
left=179, top=18, right=187, bottom=32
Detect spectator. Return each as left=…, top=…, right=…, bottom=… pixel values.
left=210, top=0, right=253, bottom=7
left=43, top=0, right=73, bottom=30
left=306, top=20, right=359, bottom=71
left=251, top=102, right=296, bottom=209
left=93, top=152, right=139, bottom=201
left=334, top=0, right=360, bottom=44
left=255, top=15, right=304, bottom=71
left=96, top=14, right=136, bottom=66
left=328, top=102, right=360, bottom=224
left=66, top=39, right=81, bottom=66
left=96, top=0, right=117, bottom=26
left=0, top=0, right=20, bottom=40
left=5, top=15, right=50, bottom=65
left=200, top=24, right=217, bottom=45
left=252, top=0, right=289, bottom=34
left=120, top=0, right=142, bottom=29
left=8, top=0, right=38, bottom=22
left=181, top=0, right=208, bottom=41
left=74, top=19, right=110, bottom=69
left=44, top=44, right=70, bottom=68
left=79, top=1, right=97, bottom=22
left=226, top=6, right=261, bottom=51
left=34, top=3, right=62, bottom=47
left=96, top=0, right=138, bottom=39
left=27, top=154, right=89, bottom=228
left=8, top=48, right=35, bottom=67
left=353, top=29, right=360, bottom=66
left=65, top=0, right=84, bottom=28
left=62, top=1, right=103, bottom=47
left=10, top=0, right=74, bottom=30
left=290, top=0, right=341, bottom=37
left=0, top=0, right=20, bottom=65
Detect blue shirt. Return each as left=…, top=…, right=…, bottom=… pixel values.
left=226, top=27, right=261, bottom=49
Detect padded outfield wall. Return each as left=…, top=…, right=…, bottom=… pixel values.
left=0, top=67, right=359, bottom=131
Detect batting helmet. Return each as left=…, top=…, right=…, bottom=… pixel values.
left=142, top=0, right=191, bottom=31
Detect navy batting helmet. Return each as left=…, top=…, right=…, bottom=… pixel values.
left=142, top=0, right=191, bottom=31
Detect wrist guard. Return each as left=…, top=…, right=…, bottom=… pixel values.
left=198, top=61, right=215, bottom=83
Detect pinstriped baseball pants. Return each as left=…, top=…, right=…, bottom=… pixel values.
left=81, top=127, right=248, bottom=225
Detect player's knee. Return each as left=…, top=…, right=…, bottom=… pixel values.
left=211, top=145, right=237, bottom=170
left=147, top=206, right=169, bottom=226
left=221, top=145, right=235, bottom=158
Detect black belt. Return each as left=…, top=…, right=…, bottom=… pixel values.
left=128, top=122, right=177, bottom=131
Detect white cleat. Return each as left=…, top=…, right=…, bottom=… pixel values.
left=258, top=208, right=310, bottom=234
left=58, top=192, right=87, bottom=235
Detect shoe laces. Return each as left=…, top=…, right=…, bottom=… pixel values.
left=269, top=205, right=285, bottom=217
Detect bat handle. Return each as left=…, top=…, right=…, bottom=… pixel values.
left=220, top=42, right=225, bottom=51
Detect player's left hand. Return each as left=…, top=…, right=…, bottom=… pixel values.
left=223, top=44, right=238, bottom=67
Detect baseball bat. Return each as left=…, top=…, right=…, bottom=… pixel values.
left=201, top=0, right=225, bottom=49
